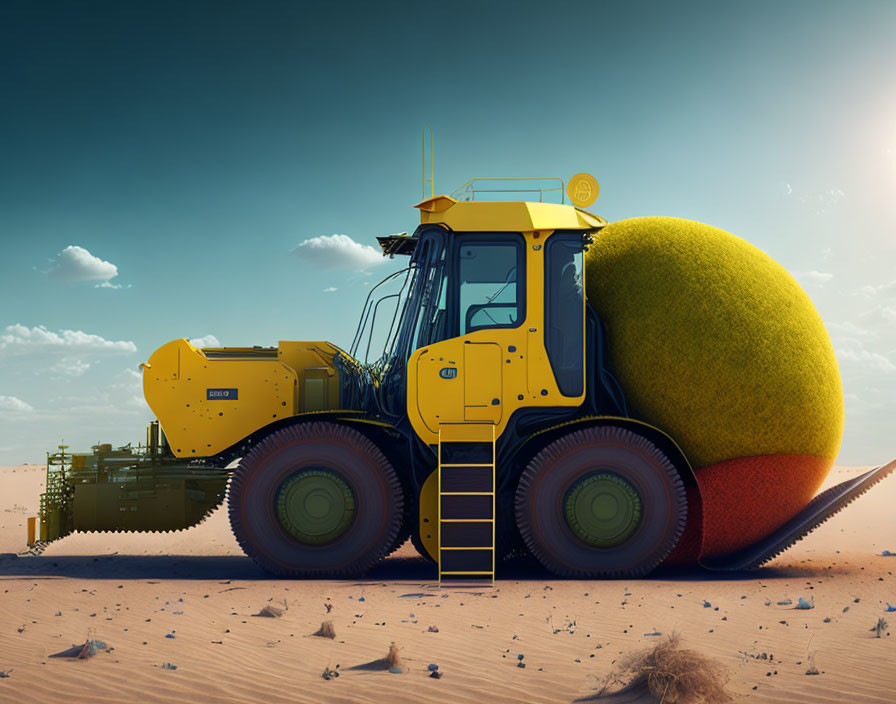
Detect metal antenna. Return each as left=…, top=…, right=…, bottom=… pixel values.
left=422, top=126, right=434, bottom=199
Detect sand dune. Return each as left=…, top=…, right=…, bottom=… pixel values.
left=0, top=464, right=894, bottom=703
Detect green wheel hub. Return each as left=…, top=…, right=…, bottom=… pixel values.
left=275, top=467, right=356, bottom=544
left=564, top=472, right=642, bottom=547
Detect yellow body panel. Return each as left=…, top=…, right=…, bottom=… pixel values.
left=407, top=229, right=587, bottom=446
left=277, top=341, right=342, bottom=412
left=464, top=342, right=502, bottom=422
left=143, top=339, right=345, bottom=457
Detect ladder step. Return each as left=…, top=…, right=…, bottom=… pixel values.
left=440, top=463, right=493, bottom=467
left=438, top=423, right=494, bottom=444
left=441, top=521, right=493, bottom=548
left=441, top=494, right=492, bottom=520
left=441, top=518, right=492, bottom=523
left=440, top=546, right=492, bottom=550
left=440, top=466, right=494, bottom=493
left=440, top=441, right=493, bottom=464
left=440, top=549, right=493, bottom=572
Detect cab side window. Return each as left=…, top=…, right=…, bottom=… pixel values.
left=412, top=245, right=448, bottom=351
left=458, top=239, right=524, bottom=335
left=545, top=234, right=585, bottom=396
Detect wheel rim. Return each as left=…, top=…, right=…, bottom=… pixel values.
left=275, top=467, right=356, bottom=544
left=564, top=472, right=642, bottom=547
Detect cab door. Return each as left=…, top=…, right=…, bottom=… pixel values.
left=413, top=235, right=525, bottom=433
left=457, top=238, right=525, bottom=423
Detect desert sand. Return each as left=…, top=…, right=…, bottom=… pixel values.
left=0, top=464, right=893, bottom=703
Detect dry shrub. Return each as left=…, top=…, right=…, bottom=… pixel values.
left=254, top=605, right=284, bottom=618
left=584, top=633, right=732, bottom=704
left=313, top=620, right=336, bottom=639
left=386, top=642, right=401, bottom=669
left=346, top=641, right=403, bottom=672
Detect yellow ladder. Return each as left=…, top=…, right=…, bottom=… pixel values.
left=437, top=423, right=496, bottom=584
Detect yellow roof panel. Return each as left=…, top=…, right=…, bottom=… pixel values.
left=415, top=197, right=606, bottom=232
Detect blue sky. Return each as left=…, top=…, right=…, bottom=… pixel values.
left=1, top=0, right=894, bottom=464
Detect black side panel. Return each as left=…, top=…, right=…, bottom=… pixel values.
left=587, top=304, right=628, bottom=417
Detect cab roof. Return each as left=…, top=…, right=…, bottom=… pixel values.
left=415, top=195, right=607, bottom=232
left=376, top=195, right=607, bottom=257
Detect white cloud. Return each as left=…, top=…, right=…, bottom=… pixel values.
left=292, top=234, right=385, bottom=271
left=860, top=280, right=896, bottom=299
left=860, top=306, right=896, bottom=326
left=828, top=320, right=877, bottom=340
left=44, top=245, right=120, bottom=284
left=789, top=186, right=845, bottom=215
left=188, top=334, right=220, bottom=348
left=0, top=395, right=35, bottom=414
left=50, top=368, right=148, bottom=415
left=794, top=270, right=833, bottom=286
left=837, top=347, right=896, bottom=373
left=47, top=359, right=91, bottom=377
left=835, top=340, right=896, bottom=373
left=322, top=287, right=338, bottom=293
left=110, top=368, right=148, bottom=412
left=95, top=281, right=131, bottom=290
left=0, top=324, right=137, bottom=356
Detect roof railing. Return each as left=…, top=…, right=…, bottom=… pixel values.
left=449, top=177, right=565, bottom=204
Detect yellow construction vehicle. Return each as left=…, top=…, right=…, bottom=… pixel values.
left=31, top=139, right=894, bottom=581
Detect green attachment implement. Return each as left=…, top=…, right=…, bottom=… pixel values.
left=36, top=423, right=228, bottom=545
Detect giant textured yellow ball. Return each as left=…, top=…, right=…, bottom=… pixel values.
left=585, top=217, right=844, bottom=558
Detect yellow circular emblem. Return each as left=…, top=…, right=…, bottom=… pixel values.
left=566, top=173, right=600, bottom=207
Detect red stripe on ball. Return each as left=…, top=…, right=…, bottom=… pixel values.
left=695, top=454, right=833, bottom=557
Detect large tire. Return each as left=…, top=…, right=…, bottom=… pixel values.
left=228, top=422, right=404, bottom=578
left=384, top=505, right=413, bottom=558
left=514, top=425, right=686, bottom=577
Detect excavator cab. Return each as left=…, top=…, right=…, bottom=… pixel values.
left=401, top=203, right=595, bottom=444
